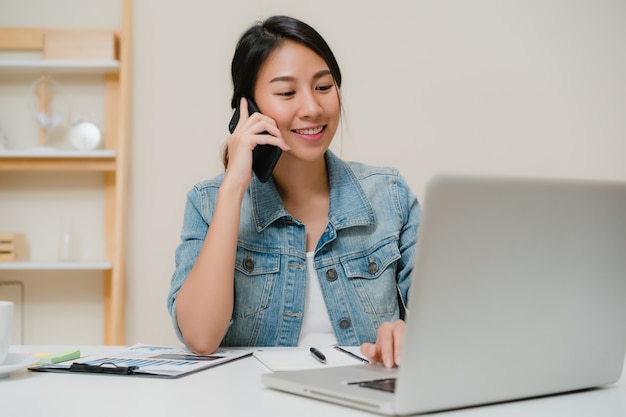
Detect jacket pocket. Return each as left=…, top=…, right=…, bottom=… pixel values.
left=232, top=247, right=280, bottom=319
left=341, top=240, right=401, bottom=316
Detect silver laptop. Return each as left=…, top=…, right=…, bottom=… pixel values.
left=262, top=174, right=626, bottom=415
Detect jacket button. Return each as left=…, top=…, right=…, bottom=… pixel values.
left=243, top=259, right=255, bottom=272
left=367, top=261, right=379, bottom=274
left=339, top=318, right=352, bottom=329
left=325, top=268, right=338, bottom=282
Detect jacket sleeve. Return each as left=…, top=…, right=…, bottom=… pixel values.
left=395, top=174, right=421, bottom=318
left=167, top=185, right=213, bottom=342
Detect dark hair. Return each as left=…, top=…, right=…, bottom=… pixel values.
left=224, top=15, right=342, bottom=167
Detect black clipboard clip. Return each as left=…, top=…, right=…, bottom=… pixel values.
left=70, top=362, right=138, bottom=375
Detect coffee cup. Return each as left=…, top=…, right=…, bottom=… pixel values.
left=0, top=301, right=13, bottom=364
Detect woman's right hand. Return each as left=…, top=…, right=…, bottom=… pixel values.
left=360, top=319, right=405, bottom=368
left=224, top=98, right=290, bottom=188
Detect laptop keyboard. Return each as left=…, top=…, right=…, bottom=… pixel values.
left=348, top=377, right=396, bottom=393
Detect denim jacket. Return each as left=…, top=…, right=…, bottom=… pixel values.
left=168, top=151, right=420, bottom=347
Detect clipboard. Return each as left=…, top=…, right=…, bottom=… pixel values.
left=28, top=343, right=254, bottom=379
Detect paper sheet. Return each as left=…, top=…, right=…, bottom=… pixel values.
left=253, top=346, right=367, bottom=371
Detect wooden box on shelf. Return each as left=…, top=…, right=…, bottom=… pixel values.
left=0, top=233, right=28, bottom=262
left=44, top=29, right=118, bottom=60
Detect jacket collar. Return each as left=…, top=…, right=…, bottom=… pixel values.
left=250, top=151, right=375, bottom=232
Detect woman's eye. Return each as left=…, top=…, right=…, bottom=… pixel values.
left=316, top=84, right=334, bottom=92
left=277, top=91, right=295, bottom=97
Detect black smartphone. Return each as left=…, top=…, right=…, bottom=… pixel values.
left=228, top=98, right=282, bottom=183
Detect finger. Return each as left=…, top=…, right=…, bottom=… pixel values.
left=253, top=132, right=291, bottom=152
left=240, top=97, right=250, bottom=118
left=230, top=98, right=251, bottom=135
left=238, top=111, right=285, bottom=146
left=392, top=321, right=405, bottom=365
left=378, top=324, right=396, bottom=368
left=359, top=343, right=379, bottom=363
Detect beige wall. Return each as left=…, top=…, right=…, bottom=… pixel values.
left=1, top=0, right=625, bottom=345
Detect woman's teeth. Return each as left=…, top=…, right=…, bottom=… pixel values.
left=294, top=126, right=324, bottom=135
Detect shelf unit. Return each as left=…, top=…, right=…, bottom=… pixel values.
left=0, top=0, right=132, bottom=345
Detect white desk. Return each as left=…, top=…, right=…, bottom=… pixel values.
left=1, top=346, right=625, bottom=417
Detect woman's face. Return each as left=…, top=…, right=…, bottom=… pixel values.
left=253, top=40, right=340, bottom=165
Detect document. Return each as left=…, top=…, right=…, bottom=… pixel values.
left=254, top=346, right=368, bottom=372
left=29, top=343, right=253, bottom=378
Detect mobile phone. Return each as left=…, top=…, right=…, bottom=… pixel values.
left=228, top=98, right=282, bottom=183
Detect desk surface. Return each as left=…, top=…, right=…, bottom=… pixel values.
left=1, top=346, right=625, bottom=417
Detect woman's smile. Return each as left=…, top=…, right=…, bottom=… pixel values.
left=292, top=125, right=326, bottom=141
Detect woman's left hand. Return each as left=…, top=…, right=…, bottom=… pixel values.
left=360, top=319, right=405, bottom=368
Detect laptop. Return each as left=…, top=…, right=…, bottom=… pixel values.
left=262, top=174, right=626, bottom=415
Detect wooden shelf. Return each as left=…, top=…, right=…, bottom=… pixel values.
left=0, top=261, right=113, bottom=271
left=0, top=149, right=117, bottom=171
left=0, top=149, right=116, bottom=157
left=0, top=60, right=120, bottom=74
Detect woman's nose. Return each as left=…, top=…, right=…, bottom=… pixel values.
left=297, top=92, right=323, bottom=119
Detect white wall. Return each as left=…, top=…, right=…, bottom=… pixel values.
left=1, top=0, right=625, bottom=345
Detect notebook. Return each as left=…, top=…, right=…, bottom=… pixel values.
left=262, top=174, right=626, bottom=415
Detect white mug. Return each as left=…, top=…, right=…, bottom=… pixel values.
left=0, top=301, right=13, bottom=364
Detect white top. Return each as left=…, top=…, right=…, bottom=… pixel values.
left=297, top=252, right=338, bottom=347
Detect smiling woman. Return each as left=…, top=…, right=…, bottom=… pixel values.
left=167, top=15, right=421, bottom=369
left=253, top=40, right=340, bottom=166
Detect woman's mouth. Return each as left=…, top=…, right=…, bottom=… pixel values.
left=292, top=125, right=326, bottom=141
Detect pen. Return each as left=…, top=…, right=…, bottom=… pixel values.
left=333, top=345, right=370, bottom=364
left=309, top=347, right=327, bottom=364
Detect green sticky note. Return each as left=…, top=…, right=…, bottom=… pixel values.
left=38, top=349, right=81, bottom=364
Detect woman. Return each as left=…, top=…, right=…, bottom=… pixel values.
left=168, top=15, right=420, bottom=368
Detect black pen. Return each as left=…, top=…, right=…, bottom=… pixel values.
left=309, top=347, right=327, bottom=364
left=333, top=345, right=370, bottom=364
